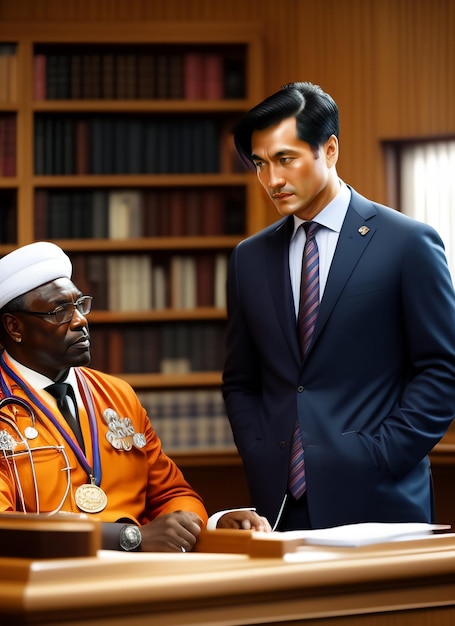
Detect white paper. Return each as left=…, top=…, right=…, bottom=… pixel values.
left=283, top=522, right=450, bottom=547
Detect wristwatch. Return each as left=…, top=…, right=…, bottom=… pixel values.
left=119, top=524, right=142, bottom=551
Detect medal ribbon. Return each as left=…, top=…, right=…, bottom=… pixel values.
left=0, top=354, right=102, bottom=486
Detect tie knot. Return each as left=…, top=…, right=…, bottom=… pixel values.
left=46, top=382, right=71, bottom=401
left=303, top=221, right=319, bottom=240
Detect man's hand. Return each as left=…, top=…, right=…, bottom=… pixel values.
left=140, top=511, right=203, bottom=552
left=216, top=510, right=272, bottom=532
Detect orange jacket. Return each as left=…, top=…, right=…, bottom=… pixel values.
left=0, top=357, right=208, bottom=526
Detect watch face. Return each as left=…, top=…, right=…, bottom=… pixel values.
left=120, top=525, right=142, bottom=551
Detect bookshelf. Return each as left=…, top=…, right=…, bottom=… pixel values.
left=0, top=22, right=265, bottom=458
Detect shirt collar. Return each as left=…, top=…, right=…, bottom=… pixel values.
left=4, top=352, right=77, bottom=390
left=291, top=180, right=351, bottom=240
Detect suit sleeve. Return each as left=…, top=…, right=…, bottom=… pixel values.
left=368, top=223, right=455, bottom=478
left=222, top=245, right=264, bottom=452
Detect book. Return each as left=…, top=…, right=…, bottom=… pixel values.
left=90, top=116, right=106, bottom=174
left=34, top=189, right=48, bottom=240
left=143, top=120, right=158, bottom=173
left=91, top=190, right=109, bottom=238
left=70, top=53, right=82, bottom=99
left=115, top=53, right=128, bottom=98
left=0, top=190, right=16, bottom=244
left=184, top=189, right=202, bottom=235
left=203, top=52, right=223, bottom=100
left=196, top=254, right=215, bottom=307
left=136, top=255, right=153, bottom=310
left=34, top=115, right=46, bottom=175
left=75, top=118, right=90, bottom=175
left=154, top=53, right=168, bottom=98
left=117, top=256, right=135, bottom=311
left=52, top=117, right=64, bottom=175
left=7, top=48, right=17, bottom=102
left=45, top=54, right=60, bottom=99
left=1, top=114, right=16, bottom=176
left=183, top=52, right=204, bottom=99
left=108, top=326, right=124, bottom=374
left=214, top=253, right=228, bottom=309
left=180, top=256, right=197, bottom=310
left=201, top=189, right=223, bottom=236
left=62, top=117, right=74, bottom=175
left=122, top=327, right=145, bottom=373
left=108, top=190, right=143, bottom=239
left=137, top=52, right=155, bottom=99
left=0, top=46, right=10, bottom=101
left=170, top=255, right=184, bottom=309
left=167, top=53, right=183, bottom=99
left=33, top=53, right=47, bottom=100
left=48, top=191, right=71, bottom=238
left=101, top=53, right=115, bottom=99
left=107, top=255, right=121, bottom=311
left=124, top=53, right=137, bottom=99
left=86, top=255, right=108, bottom=310
left=167, top=190, right=186, bottom=236
left=125, top=117, right=143, bottom=174
left=151, top=264, right=167, bottom=310
left=113, top=117, right=128, bottom=174
left=142, top=190, right=160, bottom=237
left=142, top=325, right=161, bottom=373
left=71, top=191, right=92, bottom=238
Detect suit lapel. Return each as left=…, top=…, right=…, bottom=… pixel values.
left=266, top=216, right=302, bottom=366
left=310, top=192, right=377, bottom=352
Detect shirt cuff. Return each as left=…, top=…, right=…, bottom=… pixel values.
left=206, top=507, right=256, bottom=530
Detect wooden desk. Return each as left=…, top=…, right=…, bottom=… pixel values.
left=174, top=424, right=455, bottom=525
left=2, top=533, right=455, bottom=626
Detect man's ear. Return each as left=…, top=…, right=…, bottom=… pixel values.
left=2, top=313, right=22, bottom=344
left=325, top=134, right=339, bottom=167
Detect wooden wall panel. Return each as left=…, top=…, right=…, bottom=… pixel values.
left=1, top=0, right=453, bottom=206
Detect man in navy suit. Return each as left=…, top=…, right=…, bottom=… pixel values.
left=222, top=82, right=455, bottom=531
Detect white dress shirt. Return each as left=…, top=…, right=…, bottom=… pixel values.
left=289, top=181, right=351, bottom=316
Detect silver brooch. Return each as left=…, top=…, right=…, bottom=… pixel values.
left=0, top=430, right=17, bottom=451
left=103, top=408, right=146, bottom=451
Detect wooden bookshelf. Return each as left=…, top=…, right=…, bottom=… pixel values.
left=0, top=22, right=265, bottom=456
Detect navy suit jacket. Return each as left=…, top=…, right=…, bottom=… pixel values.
left=222, top=187, right=455, bottom=529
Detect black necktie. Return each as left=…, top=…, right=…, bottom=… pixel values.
left=46, top=382, right=85, bottom=451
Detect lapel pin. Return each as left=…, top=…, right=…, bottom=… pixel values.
left=358, top=226, right=370, bottom=236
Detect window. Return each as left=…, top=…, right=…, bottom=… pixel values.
left=388, top=139, right=455, bottom=279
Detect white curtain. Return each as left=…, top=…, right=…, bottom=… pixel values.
left=401, top=141, right=455, bottom=280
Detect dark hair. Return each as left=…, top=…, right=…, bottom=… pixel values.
left=234, top=81, right=339, bottom=165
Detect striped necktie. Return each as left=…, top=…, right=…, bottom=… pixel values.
left=289, top=222, right=320, bottom=499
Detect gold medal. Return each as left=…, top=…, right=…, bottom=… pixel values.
left=75, top=481, right=107, bottom=513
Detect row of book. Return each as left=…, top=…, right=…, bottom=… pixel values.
left=71, top=252, right=228, bottom=311
left=33, top=48, right=245, bottom=101
left=88, top=322, right=226, bottom=375
left=0, top=114, right=16, bottom=177
left=0, top=44, right=16, bottom=103
left=137, top=389, right=235, bottom=451
left=34, top=187, right=246, bottom=240
left=34, top=115, right=222, bottom=175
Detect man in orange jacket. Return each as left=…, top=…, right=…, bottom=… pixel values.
left=0, top=242, right=269, bottom=552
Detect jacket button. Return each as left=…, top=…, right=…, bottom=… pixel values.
left=279, top=441, right=286, bottom=449
left=297, top=386, right=304, bottom=393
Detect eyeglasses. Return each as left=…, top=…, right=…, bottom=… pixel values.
left=15, top=295, right=93, bottom=325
